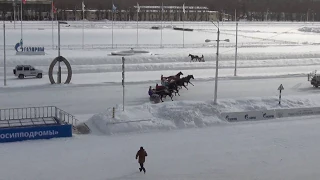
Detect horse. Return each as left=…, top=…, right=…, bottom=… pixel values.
left=167, top=71, right=183, bottom=82
left=188, top=54, right=199, bottom=62
left=154, top=89, right=174, bottom=102
left=174, top=78, right=189, bottom=90
left=167, top=82, right=180, bottom=96
left=182, top=75, right=195, bottom=86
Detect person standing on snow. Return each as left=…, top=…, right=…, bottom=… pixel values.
left=136, top=146, right=148, bottom=173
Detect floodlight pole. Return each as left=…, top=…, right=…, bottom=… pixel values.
left=214, top=25, right=220, bottom=105
left=3, top=21, right=7, bottom=86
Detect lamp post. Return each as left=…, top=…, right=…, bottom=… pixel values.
left=57, top=21, right=68, bottom=84
left=3, top=21, right=6, bottom=86
left=205, top=22, right=230, bottom=105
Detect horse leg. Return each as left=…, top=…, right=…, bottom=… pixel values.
left=175, top=89, right=180, bottom=96
left=170, top=95, right=173, bottom=101
left=160, top=95, right=164, bottom=102
left=183, top=85, right=188, bottom=90
left=189, top=81, right=194, bottom=86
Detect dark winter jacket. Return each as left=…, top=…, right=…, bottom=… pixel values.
left=136, top=148, right=148, bottom=164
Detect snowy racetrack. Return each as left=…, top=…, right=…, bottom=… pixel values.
left=1, top=21, right=320, bottom=180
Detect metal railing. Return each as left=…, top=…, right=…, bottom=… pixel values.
left=0, top=106, right=78, bottom=126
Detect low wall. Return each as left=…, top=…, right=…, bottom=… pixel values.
left=221, top=107, right=320, bottom=122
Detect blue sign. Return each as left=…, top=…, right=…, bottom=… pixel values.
left=14, top=39, right=45, bottom=53
left=0, top=124, right=72, bottom=143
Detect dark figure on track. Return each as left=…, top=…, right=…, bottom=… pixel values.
left=136, top=146, right=148, bottom=174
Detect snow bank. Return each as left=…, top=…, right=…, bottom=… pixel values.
left=85, top=95, right=320, bottom=135
left=298, top=27, right=320, bottom=33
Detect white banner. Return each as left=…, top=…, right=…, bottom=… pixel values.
left=221, top=110, right=276, bottom=122
left=221, top=107, right=320, bottom=122
left=275, top=107, right=320, bottom=118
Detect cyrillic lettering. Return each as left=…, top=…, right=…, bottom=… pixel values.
left=6, top=134, right=11, bottom=138
left=14, top=133, right=20, bottom=138
left=20, top=132, right=25, bottom=137
left=42, top=131, right=49, bottom=136
left=0, top=134, right=6, bottom=139
left=28, top=132, right=35, bottom=138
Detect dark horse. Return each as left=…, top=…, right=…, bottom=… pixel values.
left=167, top=82, right=180, bottom=96
left=182, top=75, right=195, bottom=86
left=154, top=89, right=174, bottom=102
left=174, top=78, right=189, bottom=90
left=167, top=71, right=183, bottom=82
left=188, top=54, right=199, bottom=62
left=174, top=75, right=195, bottom=90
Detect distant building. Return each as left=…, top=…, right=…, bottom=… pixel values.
left=0, top=0, right=52, bottom=21
left=0, top=2, right=227, bottom=21
left=60, top=6, right=224, bottom=22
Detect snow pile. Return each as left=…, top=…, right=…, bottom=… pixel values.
left=85, top=95, right=320, bottom=135
left=298, top=27, right=320, bottom=33
left=86, top=101, right=221, bottom=135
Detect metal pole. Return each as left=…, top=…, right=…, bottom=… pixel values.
left=20, top=0, right=23, bottom=47
left=122, top=57, right=125, bottom=111
left=51, top=0, right=54, bottom=49
left=183, top=14, right=185, bottom=48
left=161, top=3, right=163, bottom=48
left=3, top=22, right=6, bottom=86
left=137, top=9, right=139, bottom=47
left=58, top=22, right=61, bottom=84
left=214, top=27, right=220, bottom=105
left=82, top=8, right=84, bottom=49
left=235, top=22, right=238, bottom=76
left=112, top=11, right=114, bottom=49
left=13, top=2, right=16, bottom=29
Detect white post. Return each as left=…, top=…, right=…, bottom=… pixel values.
left=20, top=0, right=23, bottom=47
left=3, top=21, right=7, bottom=86
left=235, top=10, right=238, bottom=77
left=214, top=27, right=220, bottom=105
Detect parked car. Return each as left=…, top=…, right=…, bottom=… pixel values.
left=13, top=65, right=43, bottom=79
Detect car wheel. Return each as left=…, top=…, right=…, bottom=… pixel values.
left=37, top=73, right=42, bottom=78
left=18, top=74, right=24, bottom=79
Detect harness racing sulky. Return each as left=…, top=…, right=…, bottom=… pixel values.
left=148, top=71, right=195, bottom=103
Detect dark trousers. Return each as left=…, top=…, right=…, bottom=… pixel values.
left=139, top=163, right=146, bottom=173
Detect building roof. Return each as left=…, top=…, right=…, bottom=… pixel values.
left=133, top=6, right=209, bottom=10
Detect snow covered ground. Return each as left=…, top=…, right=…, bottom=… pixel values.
left=1, top=21, right=320, bottom=180
left=2, top=114, right=320, bottom=180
